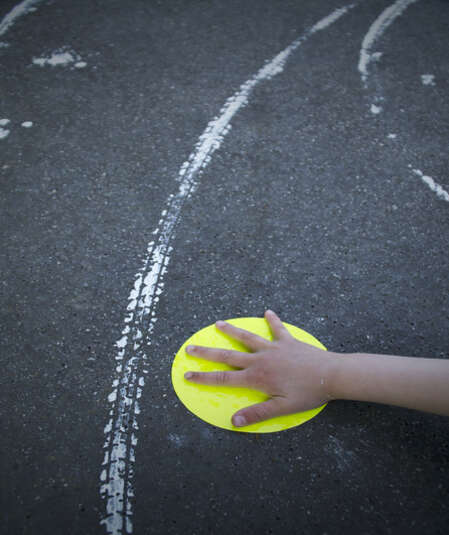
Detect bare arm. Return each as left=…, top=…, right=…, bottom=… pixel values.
left=184, top=310, right=449, bottom=427
left=330, top=351, right=449, bottom=416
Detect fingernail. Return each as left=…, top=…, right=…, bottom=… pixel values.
left=185, top=372, right=193, bottom=380
left=234, top=415, right=246, bottom=427
left=266, top=309, right=274, bottom=315
left=216, top=321, right=226, bottom=328
left=186, top=345, right=194, bottom=353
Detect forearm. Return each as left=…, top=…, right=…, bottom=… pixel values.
left=329, top=353, right=449, bottom=416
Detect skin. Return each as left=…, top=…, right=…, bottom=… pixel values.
left=184, top=310, right=449, bottom=427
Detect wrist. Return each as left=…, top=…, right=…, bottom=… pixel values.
left=325, top=351, right=352, bottom=401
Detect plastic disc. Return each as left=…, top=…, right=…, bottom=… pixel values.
left=171, top=317, right=327, bottom=433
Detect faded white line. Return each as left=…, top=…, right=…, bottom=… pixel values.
left=0, top=127, right=10, bottom=139
left=32, top=46, right=86, bottom=68
left=0, top=0, right=41, bottom=39
left=99, top=4, right=356, bottom=534
left=0, top=118, right=10, bottom=139
left=421, top=74, right=435, bottom=86
left=412, top=169, right=449, bottom=202
left=358, top=0, right=420, bottom=85
left=358, top=0, right=445, bottom=208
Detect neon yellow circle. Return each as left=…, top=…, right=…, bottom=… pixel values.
left=171, top=317, right=327, bottom=433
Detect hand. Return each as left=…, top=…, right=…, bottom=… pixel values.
left=184, top=310, right=336, bottom=427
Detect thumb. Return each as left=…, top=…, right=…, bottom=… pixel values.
left=232, top=398, right=287, bottom=427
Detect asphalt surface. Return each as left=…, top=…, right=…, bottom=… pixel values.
left=1, top=0, right=448, bottom=534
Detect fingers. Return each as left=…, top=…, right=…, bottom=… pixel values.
left=215, top=320, right=270, bottom=351
left=184, top=369, right=247, bottom=387
left=186, top=345, right=253, bottom=369
left=232, top=397, right=288, bottom=427
left=264, top=309, right=290, bottom=340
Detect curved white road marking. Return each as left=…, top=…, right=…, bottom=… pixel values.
left=99, top=4, right=356, bottom=534
left=412, top=169, right=449, bottom=202
left=358, top=0, right=420, bottom=85
left=358, top=0, right=444, bottom=208
left=0, top=0, right=41, bottom=39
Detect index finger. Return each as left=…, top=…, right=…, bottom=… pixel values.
left=215, top=320, right=270, bottom=351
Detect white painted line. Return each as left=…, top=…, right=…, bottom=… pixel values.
left=358, top=0, right=420, bottom=84
left=0, top=127, right=10, bottom=139
left=421, top=74, right=435, bottom=86
left=33, top=51, right=74, bottom=66
left=99, top=4, right=356, bottom=534
left=32, top=47, right=85, bottom=68
left=0, top=0, right=41, bottom=38
left=412, top=169, right=449, bottom=202
left=21, top=121, right=33, bottom=128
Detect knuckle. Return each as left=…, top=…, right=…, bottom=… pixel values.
left=246, top=404, right=269, bottom=424
left=238, top=329, right=249, bottom=342
left=248, top=366, right=269, bottom=386
left=216, top=371, right=228, bottom=385
left=241, top=329, right=255, bottom=344
left=254, top=404, right=269, bottom=420
left=219, top=349, right=230, bottom=364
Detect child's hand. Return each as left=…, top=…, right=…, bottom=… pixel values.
left=184, top=310, right=336, bottom=427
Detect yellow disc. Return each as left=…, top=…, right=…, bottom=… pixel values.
left=171, top=317, right=327, bottom=433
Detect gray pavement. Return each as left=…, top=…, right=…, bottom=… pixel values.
left=1, top=0, right=448, bottom=534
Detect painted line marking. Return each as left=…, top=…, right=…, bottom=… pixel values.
left=358, top=0, right=420, bottom=85
left=0, top=0, right=42, bottom=41
left=412, top=169, right=449, bottom=202
left=32, top=46, right=86, bottom=68
left=421, top=74, right=435, bottom=86
left=99, top=4, right=356, bottom=534
left=357, top=0, right=444, bottom=205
